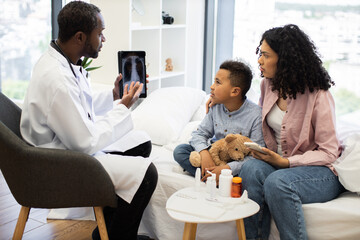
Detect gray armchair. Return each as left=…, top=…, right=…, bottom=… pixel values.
left=0, top=92, right=117, bottom=240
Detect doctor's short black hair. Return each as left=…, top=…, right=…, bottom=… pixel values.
left=57, top=1, right=101, bottom=42
left=220, top=60, right=253, bottom=100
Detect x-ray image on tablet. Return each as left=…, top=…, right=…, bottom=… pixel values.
left=118, top=51, right=147, bottom=98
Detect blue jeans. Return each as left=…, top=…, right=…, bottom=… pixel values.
left=239, top=159, right=345, bottom=240
left=173, top=144, right=198, bottom=176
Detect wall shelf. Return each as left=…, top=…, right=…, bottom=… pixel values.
left=89, top=0, right=204, bottom=92
left=129, top=0, right=188, bottom=94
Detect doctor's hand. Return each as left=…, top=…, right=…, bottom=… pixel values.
left=119, top=81, right=143, bottom=109
left=113, top=74, right=150, bottom=101
left=250, top=147, right=290, bottom=169
left=113, top=74, right=122, bottom=100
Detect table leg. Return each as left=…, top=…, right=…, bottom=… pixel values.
left=236, top=219, right=246, bottom=240
left=183, top=222, right=197, bottom=240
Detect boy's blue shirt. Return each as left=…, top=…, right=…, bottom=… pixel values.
left=189, top=98, right=265, bottom=175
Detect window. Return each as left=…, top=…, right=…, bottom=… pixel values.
left=0, top=0, right=51, bottom=100
left=233, top=0, right=360, bottom=122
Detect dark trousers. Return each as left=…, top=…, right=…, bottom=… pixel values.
left=93, top=141, right=158, bottom=240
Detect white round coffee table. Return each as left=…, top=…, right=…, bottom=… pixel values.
left=166, top=187, right=259, bottom=240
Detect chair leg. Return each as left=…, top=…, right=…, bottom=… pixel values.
left=13, top=206, right=30, bottom=240
left=93, top=206, right=109, bottom=240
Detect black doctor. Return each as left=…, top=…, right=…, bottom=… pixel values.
left=20, top=1, right=158, bottom=240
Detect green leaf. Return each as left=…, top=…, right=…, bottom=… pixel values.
left=81, top=57, right=89, bottom=66
left=83, top=59, right=93, bottom=69
left=81, top=57, right=102, bottom=71
left=86, top=66, right=103, bottom=71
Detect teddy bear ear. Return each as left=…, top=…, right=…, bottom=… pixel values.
left=225, top=134, right=236, bottom=143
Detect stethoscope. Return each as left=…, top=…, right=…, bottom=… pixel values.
left=50, top=40, right=78, bottom=78
left=50, top=40, right=93, bottom=121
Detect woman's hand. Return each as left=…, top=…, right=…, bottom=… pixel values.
left=118, top=81, right=143, bottom=108
left=205, top=97, right=216, bottom=114
left=250, top=147, right=290, bottom=168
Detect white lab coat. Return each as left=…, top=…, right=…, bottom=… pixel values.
left=20, top=45, right=152, bottom=203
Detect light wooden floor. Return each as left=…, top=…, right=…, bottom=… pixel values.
left=0, top=171, right=97, bottom=240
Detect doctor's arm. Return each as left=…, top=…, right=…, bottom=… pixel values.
left=48, top=88, right=133, bottom=155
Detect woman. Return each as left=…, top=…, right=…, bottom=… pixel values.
left=238, top=24, right=345, bottom=240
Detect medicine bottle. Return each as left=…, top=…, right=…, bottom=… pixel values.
left=231, top=177, right=242, bottom=198
left=219, top=169, right=233, bottom=197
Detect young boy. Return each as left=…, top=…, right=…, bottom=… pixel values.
left=173, top=60, right=264, bottom=180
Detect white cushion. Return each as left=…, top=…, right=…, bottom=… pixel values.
left=177, top=120, right=201, bottom=144
left=190, top=94, right=209, bottom=122
left=132, top=87, right=206, bottom=146
left=163, top=120, right=201, bottom=152
left=333, top=133, right=360, bottom=194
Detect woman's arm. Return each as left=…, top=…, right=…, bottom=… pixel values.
left=289, top=90, right=341, bottom=167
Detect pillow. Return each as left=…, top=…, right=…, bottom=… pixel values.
left=190, top=94, right=209, bottom=122
left=164, top=120, right=201, bottom=152
left=333, top=133, right=360, bottom=195
left=132, top=87, right=206, bottom=145
left=337, top=117, right=360, bottom=145
left=177, top=120, right=201, bottom=144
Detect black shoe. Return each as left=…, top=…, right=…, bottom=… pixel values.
left=137, top=235, right=153, bottom=240
left=93, top=228, right=153, bottom=240
left=92, top=226, right=100, bottom=240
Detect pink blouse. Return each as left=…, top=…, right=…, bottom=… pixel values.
left=259, top=78, right=342, bottom=174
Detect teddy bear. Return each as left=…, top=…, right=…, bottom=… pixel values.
left=165, top=58, right=173, bottom=71
left=189, top=134, right=252, bottom=167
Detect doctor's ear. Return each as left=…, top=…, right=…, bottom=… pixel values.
left=74, top=31, right=87, bottom=44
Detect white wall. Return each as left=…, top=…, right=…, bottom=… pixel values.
left=186, top=0, right=205, bottom=89
left=89, top=0, right=205, bottom=90
left=89, top=0, right=130, bottom=85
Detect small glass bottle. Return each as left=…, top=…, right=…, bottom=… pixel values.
left=231, top=177, right=242, bottom=198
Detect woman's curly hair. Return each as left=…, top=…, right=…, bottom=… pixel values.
left=58, top=1, right=100, bottom=42
left=256, top=24, right=335, bottom=99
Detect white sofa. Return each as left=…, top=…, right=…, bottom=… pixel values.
left=49, top=87, right=360, bottom=240
left=133, top=87, right=360, bottom=240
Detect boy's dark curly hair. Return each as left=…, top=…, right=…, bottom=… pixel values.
left=58, top=1, right=100, bottom=42
left=256, top=24, right=335, bottom=99
left=220, top=60, right=253, bottom=100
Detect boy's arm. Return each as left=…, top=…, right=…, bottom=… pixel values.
left=189, top=108, right=215, bottom=152
left=199, top=149, right=216, bottom=177
left=189, top=109, right=216, bottom=177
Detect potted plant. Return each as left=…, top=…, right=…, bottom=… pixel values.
left=81, top=57, right=102, bottom=71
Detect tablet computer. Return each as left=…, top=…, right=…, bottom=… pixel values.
left=244, top=142, right=267, bottom=154
left=117, top=51, right=147, bottom=98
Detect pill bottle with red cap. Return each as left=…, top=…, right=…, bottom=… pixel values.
left=231, top=177, right=242, bottom=198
